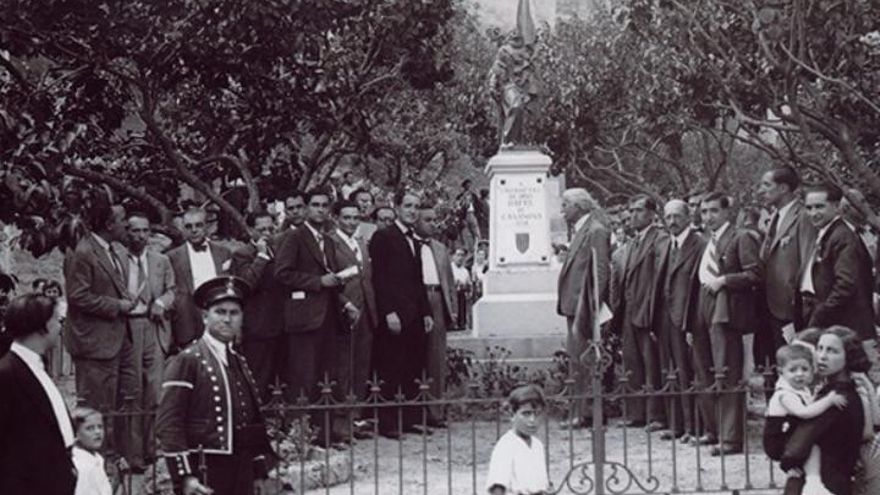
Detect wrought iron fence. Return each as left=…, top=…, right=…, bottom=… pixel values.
left=91, top=347, right=784, bottom=495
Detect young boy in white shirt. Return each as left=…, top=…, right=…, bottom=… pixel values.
left=486, top=384, right=550, bottom=495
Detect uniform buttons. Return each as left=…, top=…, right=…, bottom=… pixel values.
left=210, top=376, right=217, bottom=382
left=207, top=366, right=214, bottom=372
left=215, top=406, right=221, bottom=412
left=214, top=395, right=221, bottom=402
left=213, top=385, right=220, bottom=391
left=218, top=426, right=224, bottom=432
left=216, top=416, right=223, bottom=422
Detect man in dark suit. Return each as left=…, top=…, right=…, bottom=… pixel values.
left=329, top=200, right=378, bottom=434
left=757, top=166, right=815, bottom=379
left=415, top=203, right=456, bottom=428
left=280, top=191, right=307, bottom=231
left=274, top=190, right=359, bottom=443
left=691, top=192, right=760, bottom=456
left=369, top=190, right=433, bottom=437
left=556, top=188, right=610, bottom=429
left=653, top=200, right=705, bottom=443
left=232, top=210, right=286, bottom=401
left=615, top=195, right=667, bottom=430
left=798, top=184, right=875, bottom=340
left=64, top=195, right=134, bottom=413
left=0, top=294, right=77, bottom=495
left=117, top=211, right=176, bottom=471
left=167, top=207, right=233, bottom=349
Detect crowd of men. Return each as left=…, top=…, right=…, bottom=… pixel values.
left=558, top=165, right=880, bottom=458
left=52, top=184, right=470, bottom=480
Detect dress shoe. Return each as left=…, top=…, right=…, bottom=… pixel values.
left=679, top=433, right=695, bottom=445
left=353, top=429, right=373, bottom=440
left=622, top=419, right=646, bottom=428
left=560, top=417, right=589, bottom=430
left=645, top=421, right=666, bottom=433
left=691, top=434, right=718, bottom=446
left=379, top=430, right=401, bottom=440
left=402, top=425, right=433, bottom=435
left=426, top=419, right=447, bottom=429
left=660, top=430, right=685, bottom=441
left=710, top=444, right=743, bottom=456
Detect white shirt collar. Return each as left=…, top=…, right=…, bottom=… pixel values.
left=303, top=221, right=323, bottom=241
left=673, top=226, right=692, bottom=246
left=776, top=198, right=797, bottom=224
left=573, top=213, right=590, bottom=234
left=394, top=220, right=410, bottom=236
left=712, top=221, right=731, bottom=240
left=10, top=341, right=43, bottom=370
left=91, top=232, right=111, bottom=251
left=336, top=228, right=357, bottom=245
left=817, top=216, right=839, bottom=243
left=202, top=332, right=228, bottom=366
left=10, top=341, right=76, bottom=447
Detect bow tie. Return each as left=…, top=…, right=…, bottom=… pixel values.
left=192, top=242, right=208, bottom=252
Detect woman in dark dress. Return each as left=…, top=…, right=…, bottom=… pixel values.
left=781, top=326, right=869, bottom=495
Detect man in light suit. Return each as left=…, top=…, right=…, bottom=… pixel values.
left=64, top=193, right=133, bottom=414
left=274, top=190, right=359, bottom=444
left=757, top=166, right=815, bottom=382
left=798, top=184, right=875, bottom=340
left=117, top=211, right=176, bottom=471
left=167, top=207, right=232, bottom=350
left=415, top=203, right=456, bottom=428
left=653, top=200, right=705, bottom=444
left=690, top=192, right=760, bottom=456
left=0, top=294, right=77, bottom=495
left=331, top=200, right=378, bottom=435
left=232, top=210, right=286, bottom=401
left=616, top=195, right=667, bottom=430
left=556, top=188, right=610, bottom=429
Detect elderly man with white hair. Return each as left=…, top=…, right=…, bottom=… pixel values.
left=556, top=187, right=611, bottom=429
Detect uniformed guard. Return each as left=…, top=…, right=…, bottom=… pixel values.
left=156, top=275, right=275, bottom=495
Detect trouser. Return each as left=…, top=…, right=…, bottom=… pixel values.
left=334, top=310, right=373, bottom=422
left=566, top=316, right=592, bottom=420
left=426, top=291, right=448, bottom=422
left=373, top=318, right=428, bottom=432
left=455, top=289, right=469, bottom=329
left=755, top=315, right=789, bottom=400
left=285, top=313, right=346, bottom=440
left=693, top=288, right=745, bottom=447
left=242, top=333, right=287, bottom=402
left=621, top=317, right=665, bottom=425
left=117, top=317, right=164, bottom=468
left=657, top=308, right=694, bottom=435
left=74, top=351, right=122, bottom=455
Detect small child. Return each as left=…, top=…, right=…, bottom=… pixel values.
left=763, top=343, right=846, bottom=495
left=486, top=384, right=549, bottom=495
left=71, top=407, right=113, bottom=495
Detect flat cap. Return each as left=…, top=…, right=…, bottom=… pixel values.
left=193, top=276, right=250, bottom=310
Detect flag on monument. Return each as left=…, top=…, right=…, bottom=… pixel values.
left=516, top=0, right=536, bottom=46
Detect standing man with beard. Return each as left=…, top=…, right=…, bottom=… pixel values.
left=691, top=192, right=760, bottom=456
left=274, top=190, right=359, bottom=445
left=369, top=191, right=433, bottom=438
left=556, top=188, right=610, bottom=429
left=117, top=211, right=176, bottom=472
left=167, top=207, right=232, bottom=350
left=231, top=210, right=286, bottom=401
left=157, top=276, right=274, bottom=495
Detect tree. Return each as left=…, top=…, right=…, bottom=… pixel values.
left=1, top=0, right=458, bottom=252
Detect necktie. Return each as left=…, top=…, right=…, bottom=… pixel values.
left=192, top=242, right=208, bottom=252
left=670, top=238, right=680, bottom=267
left=767, top=211, right=780, bottom=243
left=129, top=255, right=146, bottom=300
left=407, top=231, right=424, bottom=271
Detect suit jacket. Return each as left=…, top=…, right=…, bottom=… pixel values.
left=167, top=241, right=232, bottom=347
left=274, top=224, right=347, bottom=333
left=330, top=230, right=379, bottom=328
left=761, top=201, right=816, bottom=321
left=557, top=215, right=611, bottom=318
left=368, top=223, right=430, bottom=328
left=698, top=224, right=761, bottom=334
left=0, top=352, right=77, bottom=495
left=64, top=234, right=131, bottom=359
left=619, top=224, right=667, bottom=330
left=429, top=239, right=456, bottom=325
left=653, top=229, right=706, bottom=331
left=797, top=218, right=875, bottom=338
left=137, top=249, right=176, bottom=354
left=231, top=240, right=285, bottom=341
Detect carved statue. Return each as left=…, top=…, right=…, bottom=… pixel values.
left=486, top=0, right=539, bottom=149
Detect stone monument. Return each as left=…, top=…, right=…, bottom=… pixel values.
left=449, top=0, right=566, bottom=365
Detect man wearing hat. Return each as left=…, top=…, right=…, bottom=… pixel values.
left=156, top=275, right=274, bottom=495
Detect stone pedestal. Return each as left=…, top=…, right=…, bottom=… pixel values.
left=462, top=149, right=566, bottom=365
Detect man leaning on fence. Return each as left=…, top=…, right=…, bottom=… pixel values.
left=156, top=276, right=274, bottom=495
